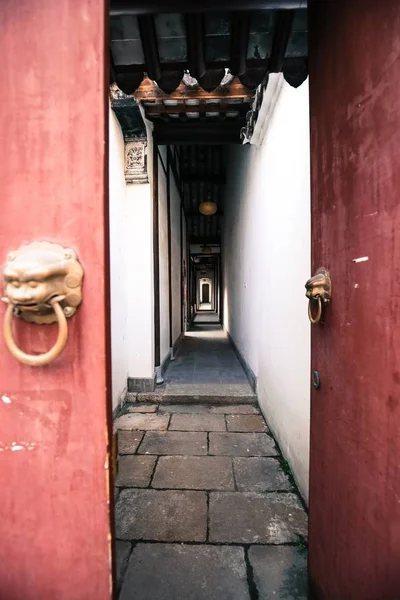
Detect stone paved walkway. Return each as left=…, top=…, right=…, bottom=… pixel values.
left=114, top=403, right=308, bottom=599
left=135, top=324, right=257, bottom=404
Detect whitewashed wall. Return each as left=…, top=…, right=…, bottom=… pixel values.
left=109, top=109, right=128, bottom=410
left=222, top=80, right=311, bottom=500
left=109, top=108, right=154, bottom=408
left=171, top=177, right=182, bottom=344
left=125, top=182, right=154, bottom=379
left=158, top=146, right=185, bottom=364
left=158, top=149, right=170, bottom=365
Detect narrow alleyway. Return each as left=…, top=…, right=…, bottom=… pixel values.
left=114, top=327, right=308, bottom=599
left=135, top=323, right=256, bottom=404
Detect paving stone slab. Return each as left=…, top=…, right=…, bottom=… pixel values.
left=209, top=433, right=277, bottom=456
left=115, top=489, right=207, bottom=542
left=120, top=544, right=250, bottom=600
left=209, top=492, right=308, bottom=543
left=158, top=404, right=259, bottom=414
left=159, top=404, right=215, bottom=414
left=125, top=404, right=158, bottom=413
left=169, top=414, right=226, bottom=431
left=248, top=545, right=308, bottom=599
left=115, top=541, right=131, bottom=591
left=114, top=414, right=170, bottom=431
left=152, top=456, right=234, bottom=490
left=226, top=414, right=268, bottom=433
left=118, top=431, right=144, bottom=455
left=116, top=455, right=156, bottom=488
left=234, top=458, right=292, bottom=492
left=210, top=404, right=260, bottom=414
left=138, top=431, right=208, bottom=455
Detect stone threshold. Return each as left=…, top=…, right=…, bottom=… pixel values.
left=134, top=393, right=257, bottom=405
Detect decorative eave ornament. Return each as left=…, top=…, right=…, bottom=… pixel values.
left=241, top=73, right=284, bottom=147
left=124, top=139, right=149, bottom=184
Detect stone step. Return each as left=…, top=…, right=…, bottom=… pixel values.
left=135, top=392, right=257, bottom=404
left=127, top=383, right=257, bottom=406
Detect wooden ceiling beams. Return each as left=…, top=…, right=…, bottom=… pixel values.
left=137, top=15, right=161, bottom=82
left=110, top=1, right=306, bottom=15
left=268, top=10, right=295, bottom=72
left=230, top=12, right=251, bottom=77
left=186, top=14, right=206, bottom=81
left=145, top=102, right=249, bottom=115
left=154, top=122, right=243, bottom=144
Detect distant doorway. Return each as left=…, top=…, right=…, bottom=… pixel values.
left=202, top=283, right=210, bottom=304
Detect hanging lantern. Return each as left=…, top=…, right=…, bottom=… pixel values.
left=199, top=201, right=217, bottom=216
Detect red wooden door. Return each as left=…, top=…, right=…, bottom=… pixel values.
left=308, top=1, right=400, bottom=598
left=0, top=2, right=113, bottom=599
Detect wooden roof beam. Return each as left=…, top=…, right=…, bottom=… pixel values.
left=186, top=14, right=206, bottom=81
left=269, top=10, right=294, bottom=72
left=137, top=15, right=161, bottom=81
left=230, top=11, right=251, bottom=77
left=145, top=102, right=249, bottom=114
left=111, top=1, right=306, bottom=15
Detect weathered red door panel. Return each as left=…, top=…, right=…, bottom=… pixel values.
left=308, top=1, right=400, bottom=598
left=0, top=2, right=112, bottom=599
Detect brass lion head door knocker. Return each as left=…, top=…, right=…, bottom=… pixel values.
left=305, top=267, right=332, bottom=324
left=2, top=242, right=83, bottom=366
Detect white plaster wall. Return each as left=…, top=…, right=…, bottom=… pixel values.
left=158, top=147, right=183, bottom=363
left=158, top=152, right=170, bottom=364
left=125, top=182, right=154, bottom=378
left=109, top=107, right=154, bottom=408
left=222, top=80, right=311, bottom=500
left=182, top=212, right=188, bottom=328
left=109, top=109, right=128, bottom=410
left=170, top=177, right=182, bottom=345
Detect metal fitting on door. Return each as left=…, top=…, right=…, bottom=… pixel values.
left=305, top=267, right=332, bottom=324
left=2, top=242, right=83, bottom=366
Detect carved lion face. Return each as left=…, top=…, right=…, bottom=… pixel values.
left=2, top=242, right=83, bottom=322
left=305, top=267, right=331, bottom=301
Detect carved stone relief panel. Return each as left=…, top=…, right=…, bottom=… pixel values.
left=124, top=139, right=149, bottom=184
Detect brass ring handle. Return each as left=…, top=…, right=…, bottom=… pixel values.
left=308, top=297, right=322, bottom=324
left=3, top=298, right=68, bottom=366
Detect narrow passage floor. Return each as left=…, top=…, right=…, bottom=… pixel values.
left=137, top=323, right=256, bottom=403
left=114, top=402, right=308, bottom=599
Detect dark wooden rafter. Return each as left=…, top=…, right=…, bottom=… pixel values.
left=189, top=236, right=220, bottom=244
left=181, top=173, right=226, bottom=184
left=110, top=1, right=306, bottom=14
left=230, top=11, right=251, bottom=77
left=145, top=102, right=249, bottom=115
left=186, top=13, right=206, bottom=81
left=154, top=122, right=244, bottom=144
left=185, top=209, right=223, bottom=217
left=109, top=50, right=117, bottom=84
left=117, top=57, right=289, bottom=75
left=137, top=15, right=161, bottom=81
left=269, top=10, right=294, bottom=72
left=167, top=146, right=184, bottom=207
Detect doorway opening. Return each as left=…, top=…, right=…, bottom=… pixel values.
left=109, top=3, right=310, bottom=598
